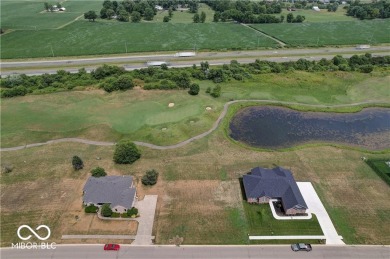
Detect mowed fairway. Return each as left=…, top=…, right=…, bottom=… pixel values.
left=1, top=21, right=277, bottom=58
left=251, top=20, right=390, bottom=46
left=1, top=71, right=389, bottom=148
left=1, top=0, right=103, bottom=30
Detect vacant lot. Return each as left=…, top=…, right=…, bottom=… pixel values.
left=252, top=20, right=390, bottom=46
left=2, top=71, right=389, bottom=148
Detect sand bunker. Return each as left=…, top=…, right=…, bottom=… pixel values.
left=168, top=103, right=175, bottom=108
left=206, top=107, right=212, bottom=111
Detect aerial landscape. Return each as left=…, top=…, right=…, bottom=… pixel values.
left=1, top=0, right=389, bottom=258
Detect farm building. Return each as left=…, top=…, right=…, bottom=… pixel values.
left=83, top=176, right=136, bottom=213
left=243, top=167, right=308, bottom=215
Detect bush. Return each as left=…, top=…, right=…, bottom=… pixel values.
left=127, top=207, right=139, bottom=217
left=101, top=203, right=113, bottom=217
left=111, top=212, right=121, bottom=218
left=210, top=85, right=221, bottom=98
left=141, top=169, right=159, bottom=186
left=84, top=204, right=98, bottom=213
left=113, top=140, right=141, bottom=164
left=114, top=74, right=134, bottom=91
left=188, top=83, right=200, bottom=95
left=91, top=167, right=107, bottom=177
left=72, top=156, right=84, bottom=170
left=163, top=16, right=170, bottom=22
left=1, top=165, right=13, bottom=174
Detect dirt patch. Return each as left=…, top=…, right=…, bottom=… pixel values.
left=213, top=180, right=243, bottom=207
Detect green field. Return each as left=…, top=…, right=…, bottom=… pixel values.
left=280, top=6, right=355, bottom=23
left=153, top=3, right=215, bottom=23
left=1, top=21, right=277, bottom=58
left=2, top=71, right=389, bottom=148
left=1, top=0, right=103, bottom=30
left=251, top=19, right=390, bottom=46
left=243, top=203, right=323, bottom=236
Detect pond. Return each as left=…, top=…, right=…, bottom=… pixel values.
left=229, top=106, right=390, bottom=150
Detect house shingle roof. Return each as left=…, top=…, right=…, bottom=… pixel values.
left=243, top=167, right=308, bottom=210
left=83, top=176, right=136, bottom=209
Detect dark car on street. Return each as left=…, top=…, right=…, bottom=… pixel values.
left=291, top=243, right=312, bottom=252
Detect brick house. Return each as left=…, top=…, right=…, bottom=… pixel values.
left=243, top=167, right=308, bottom=215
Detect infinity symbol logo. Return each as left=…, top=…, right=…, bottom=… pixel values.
left=17, top=225, right=51, bottom=241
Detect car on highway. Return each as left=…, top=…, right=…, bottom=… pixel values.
left=104, top=244, right=120, bottom=251
left=291, top=243, right=312, bottom=252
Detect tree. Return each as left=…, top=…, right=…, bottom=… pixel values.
left=200, top=61, right=209, bottom=71
left=141, top=169, right=159, bottom=186
left=210, top=85, right=221, bottom=98
left=72, top=156, right=84, bottom=170
left=91, top=167, right=107, bottom=177
left=101, top=203, right=113, bottom=217
left=106, top=8, right=115, bottom=19
left=84, top=11, right=98, bottom=22
left=117, top=10, right=130, bottom=22
left=168, top=7, right=173, bottom=18
left=144, top=7, right=154, bottom=21
left=44, top=2, right=50, bottom=11
left=286, top=13, right=294, bottom=23
left=127, top=207, right=138, bottom=217
left=114, top=74, right=134, bottom=90
left=163, top=16, right=170, bottom=22
left=193, top=13, right=200, bottom=23
left=200, top=11, right=206, bottom=23
left=213, top=12, right=221, bottom=22
left=131, top=11, right=141, bottom=22
left=113, top=140, right=141, bottom=164
left=188, top=83, right=200, bottom=95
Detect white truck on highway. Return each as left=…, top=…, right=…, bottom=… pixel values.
left=174, top=52, right=196, bottom=57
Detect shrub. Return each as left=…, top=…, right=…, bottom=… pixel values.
left=163, top=16, right=170, bottom=22
left=210, top=85, right=221, bottom=98
left=113, top=140, right=141, bottom=164
left=91, top=167, right=107, bottom=177
left=188, top=83, right=200, bottom=95
left=1, top=165, right=13, bottom=174
left=101, top=203, right=113, bottom=217
left=205, top=87, right=211, bottom=93
left=111, top=212, right=121, bottom=218
left=114, top=74, right=134, bottom=91
left=127, top=207, right=139, bottom=217
left=142, top=169, right=159, bottom=186
left=84, top=204, right=98, bottom=213
left=72, top=156, right=84, bottom=170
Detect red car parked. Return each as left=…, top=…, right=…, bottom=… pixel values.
left=104, top=244, right=120, bottom=251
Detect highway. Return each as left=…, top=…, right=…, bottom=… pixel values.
left=1, top=245, right=389, bottom=259
left=1, top=46, right=389, bottom=76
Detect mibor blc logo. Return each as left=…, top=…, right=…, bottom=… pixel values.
left=12, top=225, right=56, bottom=249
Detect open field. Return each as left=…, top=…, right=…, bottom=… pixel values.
left=0, top=21, right=277, bottom=59
left=1, top=0, right=102, bottom=30
left=251, top=20, right=390, bottom=46
left=280, top=6, right=355, bottom=23
left=153, top=3, right=215, bottom=23
left=2, top=71, right=389, bottom=148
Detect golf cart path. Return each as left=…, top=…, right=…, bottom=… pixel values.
left=0, top=100, right=385, bottom=152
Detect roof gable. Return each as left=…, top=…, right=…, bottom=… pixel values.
left=243, top=167, right=308, bottom=209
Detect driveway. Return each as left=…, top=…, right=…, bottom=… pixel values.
left=132, top=195, right=158, bottom=245
left=297, top=182, right=344, bottom=245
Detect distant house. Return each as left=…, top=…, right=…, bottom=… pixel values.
left=312, top=6, right=321, bottom=12
left=83, top=176, right=136, bottom=213
left=155, top=5, right=163, bottom=11
left=243, top=167, right=308, bottom=215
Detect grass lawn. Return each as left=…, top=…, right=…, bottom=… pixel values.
left=1, top=0, right=103, bottom=30
left=1, top=21, right=277, bottom=59
left=251, top=19, right=390, bottom=46
left=281, top=6, right=355, bottom=23
left=153, top=3, right=215, bottom=23
left=243, top=203, right=323, bottom=236
left=2, top=70, right=389, bottom=148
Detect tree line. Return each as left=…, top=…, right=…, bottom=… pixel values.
left=346, top=0, right=390, bottom=20
left=1, top=54, right=389, bottom=98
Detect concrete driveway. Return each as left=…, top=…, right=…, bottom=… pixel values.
left=297, top=182, right=344, bottom=245
left=132, top=195, right=158, bottom=245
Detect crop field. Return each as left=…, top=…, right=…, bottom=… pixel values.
left=2, top=71, right=390, bottom=148
left=1, top=21, right=277, bottom=58
left=251, top=20, right=390, bottom=46
left=1, top=0, right=102, bottom=30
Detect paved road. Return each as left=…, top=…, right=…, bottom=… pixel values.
left=0, top=100, right=386, bottom=152
left=1, top=46, right=389, bottom=76
left=1, top=245, right=389, bottom=259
